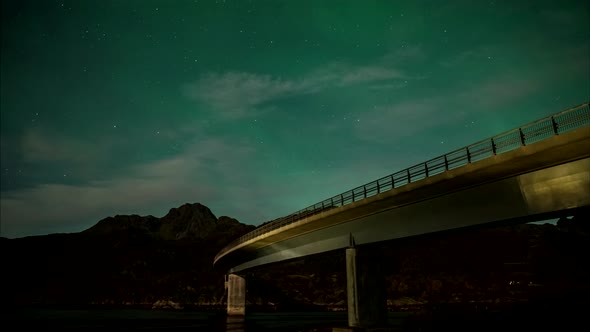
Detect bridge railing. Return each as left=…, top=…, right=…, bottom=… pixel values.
left=215, top=102, right=590, bottom=262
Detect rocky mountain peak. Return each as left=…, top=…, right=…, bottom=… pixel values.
left=83, top=202, right=248, bottom=240
left=159, top=202, right=218, bottom=240
left=163, top=203, right=217, bottom=222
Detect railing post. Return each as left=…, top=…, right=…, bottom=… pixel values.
left=551, top=116, right=559, bottom=135
left=376, top=181, right=381, bottom=194
left=407, top=169, right=411, bottom=183
left=491, top=138, right=497, bottom=155
left=331, top=197, right=334, bottom=207
left=363, top=185, right=367, bottom=198
left=321, top=201, right=324, bottom=209
left=519, top=128, right=526, bottom=146
left=466, top=147, right=471, bottom=163
left=444, top=155, right=449, bottom=171
left=341, top=193, right=344, bottom=205
left=424, top=163, right=429, bottom=177
left=352, top=190, right=356, bottom=202
left=391, top=174, right=395, bottom=188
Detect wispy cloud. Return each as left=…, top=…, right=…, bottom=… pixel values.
left=21, top=129, right=102, bottom=164
left=368, top=82, right=409, bottom=90
left=354, top=100, right=445, bottom=142
left=353, top=71, right=543, bottom=143
left=439, top=49, right=480, bottom=68
left=0, top=137, right=258, bottom=238
left=0, top=135, right=12, bottom=168
left=183, top=72, right=311, bottom=119
left=183, top=60, right=412, bottom=119
left=381, top=45, right=427, bottom=64
left=458, top=75, right=540, bottom=109
left=339, top=65, right=404, bottom=85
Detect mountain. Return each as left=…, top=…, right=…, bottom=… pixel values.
left=1, top=203, right=588, bottom=314
left=0, top=202, right=255, bottom=309
left=83, top=202, right=248, bottom=240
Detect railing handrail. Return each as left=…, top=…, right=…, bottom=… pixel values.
left=215, top=102, right=590, bottom=263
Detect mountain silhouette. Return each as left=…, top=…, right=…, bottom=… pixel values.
left=1, top=203, right=588, bottom=315
left=1, top=202, right=254, bottom=308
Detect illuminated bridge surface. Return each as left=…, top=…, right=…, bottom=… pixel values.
left=215, top=102, right=590, bottom=273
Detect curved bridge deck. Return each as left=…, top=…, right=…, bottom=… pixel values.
left=215, top=103, right=590, bottom=273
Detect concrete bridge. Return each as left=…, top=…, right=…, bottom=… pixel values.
left=214, top=102, right=590, bottom=329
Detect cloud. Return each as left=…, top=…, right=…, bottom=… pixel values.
left=382, top=45, right=426, bottom=63
left=182, top=46, right=429, bottom=120
left=0, top=137, right=258, bottom=238
left=339, top=65, right=404, bottom=85
left=21, top=129, right=101, bottom=164
left=353, top=72, right=542, bottom=143
left=0, top=135, right=12, bottom=168
left=183, top=72, right=310, bottom=119
left=0, top=177, right=211, bottom=237
left=184, top=61, right=410, bottom=119
left=368, top=82, right=408, bottom=90
left=458, top=76, right=540, bottom=109
left=2, top=123, right=427, bottom=239
left=354, top=100, right=445, bottom=142
left=439, top=49, right=479, bottom=68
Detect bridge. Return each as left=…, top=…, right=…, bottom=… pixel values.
left=214, top=102, right=590, bottom=329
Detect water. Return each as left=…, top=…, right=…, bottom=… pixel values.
left=1, top=308, right=410, bottom=331
left=1, top=307, right=582, bottom=331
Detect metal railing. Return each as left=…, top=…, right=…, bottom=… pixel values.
left=215, top=102, right=590, bottom=261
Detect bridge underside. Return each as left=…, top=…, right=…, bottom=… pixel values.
left=216, top=128, right=590, bottom=273
left=227, top=157, right=589, bottom=273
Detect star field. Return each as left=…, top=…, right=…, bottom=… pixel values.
left=1, top=0, right=589, bottom=238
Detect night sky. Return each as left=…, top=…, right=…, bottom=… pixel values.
left=1, top=0, right=588, bottom=238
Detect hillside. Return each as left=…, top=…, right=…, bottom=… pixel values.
left=1, top=203, right=588, bottom=314
left=0, top=203, right=254, bottom=309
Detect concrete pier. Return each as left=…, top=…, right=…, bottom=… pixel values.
left=227, top=274, right=246, bottom=316
left=346, top=247, right=387, bottom=328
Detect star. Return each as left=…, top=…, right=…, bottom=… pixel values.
left=1, top=0, right=587, bottom=242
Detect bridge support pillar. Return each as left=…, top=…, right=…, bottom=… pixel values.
left=226, top=274, right=246, bottom=316
left=346, top=247, right=387, bottom=328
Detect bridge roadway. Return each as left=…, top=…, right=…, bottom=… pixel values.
left=214, top=103, right=590, bottom=327
left=215, top=127, right=590, bottom=273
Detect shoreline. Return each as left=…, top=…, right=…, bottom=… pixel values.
left=1, top=297, right=575, bottom=313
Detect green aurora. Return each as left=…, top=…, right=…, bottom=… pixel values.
left=1, top=0, right=588, bottom=237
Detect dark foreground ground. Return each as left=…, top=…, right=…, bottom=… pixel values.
left=2, top=300, right=587, bottom=332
